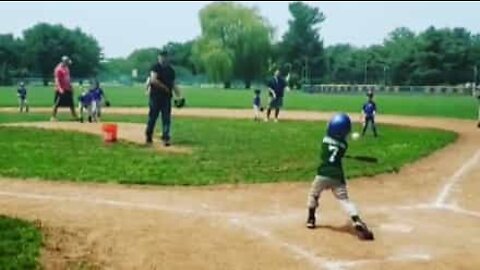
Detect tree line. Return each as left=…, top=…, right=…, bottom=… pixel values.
left=1, top=2, right=479, bottom=87
left=0, top=23, right=101, bottom=85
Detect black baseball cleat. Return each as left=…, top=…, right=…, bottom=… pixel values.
left=306, top=217, right=316, bottom=229
left=306, top=208, right=316, bottom=229
left=145, top=136, right=153, bottom=146
left=353, top=219, right=374, bottom=241
left=477, top=122, right=480, bottom=128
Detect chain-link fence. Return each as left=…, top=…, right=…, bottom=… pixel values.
left=302, top=84, right=477, bottom=96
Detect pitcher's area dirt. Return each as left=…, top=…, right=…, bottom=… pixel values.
left=0, top=108, right=479, bottom=270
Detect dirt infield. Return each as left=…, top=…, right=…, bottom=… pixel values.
left=0, top=108, right=479, bottom=270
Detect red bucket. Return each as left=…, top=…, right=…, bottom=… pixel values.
left=102, top=123, right=118, bottom=143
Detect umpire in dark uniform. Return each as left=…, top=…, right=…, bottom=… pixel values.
left=146, top=50, right=183, bottom=146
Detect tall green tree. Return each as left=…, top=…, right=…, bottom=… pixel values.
left=127, top=47, right=158, bottom=81
left=279, top=1, right=326, bottom=83
left=382, top=27, right=417, bottom=85
left=193, top=38, right=234, bottom=87
left=0, top=34, right=23, bottom=85
left=23, top=23, right=101, bottom=85
left=163, top=41, right=196, bottom=74
left=194, top=2, right=273, bottom=88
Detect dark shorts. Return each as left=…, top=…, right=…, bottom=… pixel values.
left=54, top=91, right=74, bottom=107
left=269, top=97, right=284, bottom=109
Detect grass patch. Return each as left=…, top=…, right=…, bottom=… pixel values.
left=0, top=114, right=457, bottom=185
left=0, top=216, right=42, bottom=270
left=0, top=86, right=477, bottom=119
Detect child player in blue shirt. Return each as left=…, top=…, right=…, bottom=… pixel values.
left=78, top=89, right=94, bottom=123
left=88, top=80, right=109, bottom=122
left=361, top=90, right=378, bottom=137
left=17, top=82, right=29, bottom=113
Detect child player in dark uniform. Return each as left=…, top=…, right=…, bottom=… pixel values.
left=306, top=113, right=374, bottom=240
left=78, top=90, right=94, bottom=123
left=17, top=82, right=29, bottom=113
left=361, top=90, right=378, bottom=137
left=253, top=89, right=262, bottom=121
left=88, top=80, right=108, bottom=121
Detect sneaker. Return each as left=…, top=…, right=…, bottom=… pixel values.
left=50, top=117, right=58, bottom=122
left=145, top=135, right=153, bottom=146
left=274, top=118, right=279, bottom=123
left=306, top=216, right=316, bottom=229
left=306, top=208, right=316, bottom=229
left=264, top=118, right=269, bottom=122
left=353, top=219, right=374, bottom=240
left=163, top=140, right=171, bottom=147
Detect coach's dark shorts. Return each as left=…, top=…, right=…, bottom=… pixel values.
left=54, top=91, right=74, bottom=107
left=269, top=97, right=284, bottom=109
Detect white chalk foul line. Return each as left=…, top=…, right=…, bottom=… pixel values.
left=435, top=204, right=480, bottom=219
left=0, top=189, right=329, bottom=269
left=230, top=218, right=329, bottom=269
left=0, top=190, right=237, bottom=218
left=324, top=253, right=431, bottom=270
left=434, top=149, right=480, bottom=207
left=1, top=147, right=479, bottom=270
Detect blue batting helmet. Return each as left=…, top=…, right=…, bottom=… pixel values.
left=327, top=113, right=352, bottom=139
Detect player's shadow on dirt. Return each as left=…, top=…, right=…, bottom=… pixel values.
left=316, top=224, right=358, bottom=238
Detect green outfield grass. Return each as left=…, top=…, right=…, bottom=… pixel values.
left=0, top=113, right=457, bottom=185
left=0, top=86, right=477, bottom=119
left=0, top=216, right=42, bottom=270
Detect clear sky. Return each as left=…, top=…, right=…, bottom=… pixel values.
left=1, top=1, right=479, bottom=58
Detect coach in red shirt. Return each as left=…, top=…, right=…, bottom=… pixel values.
left=51, top=55, right=78, bottom=121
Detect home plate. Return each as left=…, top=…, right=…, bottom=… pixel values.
left=379, top=223, right=413, bottom=233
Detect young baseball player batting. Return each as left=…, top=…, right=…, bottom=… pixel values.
left=17, top=81, right=29, bottom=113
left=306, top=113, right=374, bottom=240
left=361, top=90, right=378, bottom=137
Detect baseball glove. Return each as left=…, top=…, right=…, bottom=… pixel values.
left=174, top=97, right=186, bottom=108
left=105, top=100, right=111, bottom=107
left=259, top=106, right=265, bottom=112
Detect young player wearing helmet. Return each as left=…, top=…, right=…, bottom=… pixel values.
left=306, top=113, right=374, bottom=240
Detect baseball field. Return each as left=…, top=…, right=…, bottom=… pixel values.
left=0, top=86, right=479, bottom=269
left=0, top=85, right=478, bottom=119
